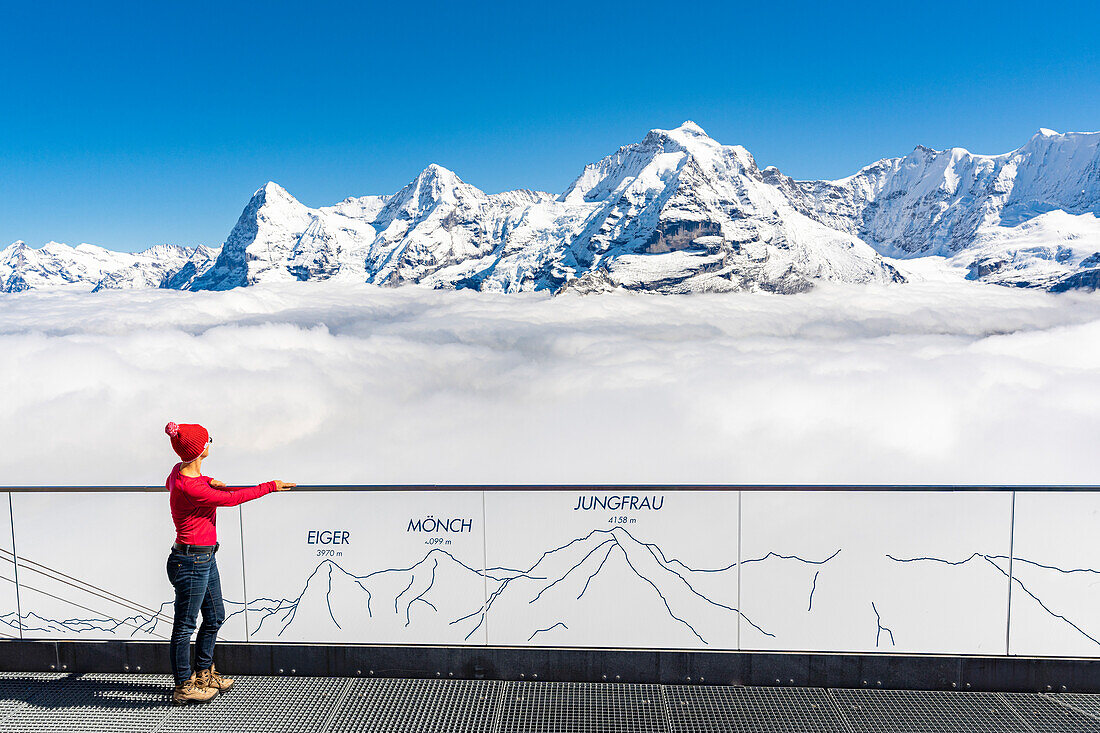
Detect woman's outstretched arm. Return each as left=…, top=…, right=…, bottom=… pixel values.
left=178, top=478, right=282, bottom=507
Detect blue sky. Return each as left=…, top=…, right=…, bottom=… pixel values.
left=2, top=0, right=1098, bottom=253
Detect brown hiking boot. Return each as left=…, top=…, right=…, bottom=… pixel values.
left=172, top=673, right=217, bottom=705
left=196, top=663, right=234, bottom=693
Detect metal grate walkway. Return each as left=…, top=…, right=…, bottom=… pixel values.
left=0, top=673, right=1099, bottom=732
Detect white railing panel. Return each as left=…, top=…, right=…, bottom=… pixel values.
left=482, top=490, right=739, bottom=649
left=240, top=490, right=489, bottom=644
left=740, top=490, right=1013, bottom=655
left=8, top=492, right=248, bottom=642
left=1008, top=491, right=1100, bottom=657
left=0, top=494, right=21, bottom=639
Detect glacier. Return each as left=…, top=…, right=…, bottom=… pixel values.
left=3, top=122, right=1098, bottom=295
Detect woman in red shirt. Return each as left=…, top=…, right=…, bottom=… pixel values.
left=164, top=421, right=295, bottom=704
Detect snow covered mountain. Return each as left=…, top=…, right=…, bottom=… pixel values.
left=550, top=122, right=903, bottom=294
left=778, top=132, right=1092, bottom=253
left=179, top=122, right=905, bottom=295
left=5, top=123, right=1099, bottom=294
left=0, top=240, right=219, bottom=293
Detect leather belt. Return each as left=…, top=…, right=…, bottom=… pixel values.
left=172, top=542, right=219, bottom=555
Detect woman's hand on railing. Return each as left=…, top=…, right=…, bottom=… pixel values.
left=273, top=481, right=296, bottom=491
left=209, top=479, right=228, bottom=489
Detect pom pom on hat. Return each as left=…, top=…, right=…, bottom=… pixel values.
left=165, top=422, right=179, bottom=437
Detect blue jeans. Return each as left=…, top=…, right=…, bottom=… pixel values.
left=166, top=547, right=225, bottom=685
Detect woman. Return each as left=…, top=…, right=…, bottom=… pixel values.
left=164, top=421, right=295, bottom=705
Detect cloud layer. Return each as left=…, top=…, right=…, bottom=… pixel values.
left=1, top=282, right=1098, bottom=486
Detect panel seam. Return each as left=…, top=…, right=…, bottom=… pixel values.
left=996, top=691, right=1041, bottom=733
left=239, top=506, right=250, bottom=642
left=317, top=676, right=355, bottom=733
left=1006, top=490, right=1016, bottom=656
left=481, top=490, right=490, bottom=647
left=9, top=493, right=22, bottom=640
left=736, top=489, right=742, bottom=652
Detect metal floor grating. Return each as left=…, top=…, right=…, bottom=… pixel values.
left=0, top=673, right=1099, bottom=732
left=0, top=672, right=70, bottom=727
left=496, top=681, right=668, bottom=733
left=0, top=671, right=71, bottom=679
left=999, top=692, right=1100, bottom=732
left=326, top=678, right=501, bottom=733
left=1049, top=693, right=1100, bottom=723
left=1, top=673, right=173, bottom=732
left=831, top=688, right=1030, bottom=733
left=664, top=685, right=851, bottom=733
left=159, top=674, right=348, bottom=733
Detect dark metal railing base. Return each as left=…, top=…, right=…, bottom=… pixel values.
left=1, top=641, right=1099, bottom=693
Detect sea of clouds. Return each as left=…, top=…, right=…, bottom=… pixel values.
left=1, top=281, right=1098, bottom=486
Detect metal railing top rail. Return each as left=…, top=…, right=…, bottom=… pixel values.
left=0, top=484, right=1097, bottom=492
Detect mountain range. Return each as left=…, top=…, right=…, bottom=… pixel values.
left=4, top=122, right=1099, bottom=295
left=241, top=526, right=781, bottom=647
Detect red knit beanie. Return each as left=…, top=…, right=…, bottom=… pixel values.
left=165, top=422, right=209, bottom=462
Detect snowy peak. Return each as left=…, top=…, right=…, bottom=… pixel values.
left=409, top=163, right=471, bottom=197
left=249, top=181, right=311, bottom=224
left=674, top=120, right=707, bottom=136
left=642, top=120, right=715, bottom=149
left=647, top=121, right=757, bottom=171
left=233, top=181, right=310, bottom=233
left=562, top=121, right=759, bottom=206
left=188, top=180, right=316, bottom=290
left=550, top=122, right=904, bottom=294
left=419, top=162, right=462, bottom=184
left=379, top=164, right=486, bottom=222
left=1019, top=128, right=1099, bottom=158
left=231, top=181, right=301, bottom=224
left=561, top=128, right=694, bottom=204
left=255, top=180, right=297, bottom=206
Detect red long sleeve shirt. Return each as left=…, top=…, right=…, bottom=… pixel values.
left=166, top=462, right=277, bottom=545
